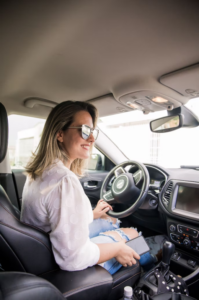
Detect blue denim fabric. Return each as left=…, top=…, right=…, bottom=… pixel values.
left=89, top=217, right=121, bottom=238
left=89, top=218, right=156, bottom=275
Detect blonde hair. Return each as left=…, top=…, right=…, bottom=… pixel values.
left=26, top=101, right=98, bottom=179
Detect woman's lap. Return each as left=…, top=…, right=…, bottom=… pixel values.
left=89, top=217, right=121, bottom=238
left=89, top=218, right=156, bottom=275
left=90, top=233, right=123, bottom=275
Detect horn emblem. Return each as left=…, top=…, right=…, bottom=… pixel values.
left=116, top=179, right=124, bottom=189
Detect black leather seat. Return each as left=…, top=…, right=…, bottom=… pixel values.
left=0, top=102, right=141, bottom=300
left=0, top=272, right=66, bottom=300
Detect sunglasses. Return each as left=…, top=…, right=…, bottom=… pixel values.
left=68, top=124, right=99, bottom=140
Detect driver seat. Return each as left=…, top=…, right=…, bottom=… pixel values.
left=0, top=103, right=141, bottom=300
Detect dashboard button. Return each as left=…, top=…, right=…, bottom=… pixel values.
left=178, top=226, right=183, bottom=233
left=170, top=233, right=180, bottom=243
left=177, top=225, right=198, bottom=238
left=170, top=225, right=176, bottom=232
left=183, top=239, right=191, bottom=247
left=149, top=199, right=157, bottom=206
left=188, top=260, right=196, bottom=268
left=192, top=230, right=198, bottom=236
left=172, top=252, right=181, bottom=260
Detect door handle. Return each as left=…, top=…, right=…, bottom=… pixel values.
left=83, top=181, right=99, bottom=189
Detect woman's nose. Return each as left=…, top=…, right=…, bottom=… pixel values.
left=87, top=132, right=95, bottom=142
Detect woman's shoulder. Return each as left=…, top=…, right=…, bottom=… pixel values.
left=43, top=160, right=76, bottom=179
left=22, top=161, right=81, bottom=205
left=39, top=160, right=78, bottom=194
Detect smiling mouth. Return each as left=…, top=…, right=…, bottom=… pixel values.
left=81, top=144, right=90, bottom=150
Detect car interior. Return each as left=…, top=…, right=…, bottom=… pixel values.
left=0, top=1, right=199, bottom=299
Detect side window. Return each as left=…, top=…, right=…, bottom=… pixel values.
left=88, top=147, right=105, bottom=171
left=8, top=116, right=112, bottom=172
left=8, top=115, right=45, bottom=169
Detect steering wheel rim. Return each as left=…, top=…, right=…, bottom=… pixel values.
left=100, top=160, right=150, bottom=218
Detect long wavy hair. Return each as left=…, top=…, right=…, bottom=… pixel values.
left=26, top=101, right=98, bottom=179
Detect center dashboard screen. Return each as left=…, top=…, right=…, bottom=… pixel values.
left=176, top=186, right=199, bottom=214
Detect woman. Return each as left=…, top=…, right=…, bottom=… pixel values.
left=21, top=101, right=156, bottom=275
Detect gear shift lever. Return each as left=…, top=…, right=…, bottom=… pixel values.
left=161, top=241, right=175, bottom=281
left=162, top=241, right=175, bottom=266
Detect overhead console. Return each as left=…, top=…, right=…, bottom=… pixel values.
left=115, top=63, right=199, bottom=115
left=118, top=90, right=181, bottom=114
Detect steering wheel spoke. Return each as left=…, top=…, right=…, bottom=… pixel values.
left=114, top=166, right=126, bottom=177
left=103, top=190, right=115, bottom=203
left=133, top=170, right=143, bottom=185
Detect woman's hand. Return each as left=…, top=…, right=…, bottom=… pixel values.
left=115, top=240, right=140, bottom=267
left=93, top=199, right=113, bottom=219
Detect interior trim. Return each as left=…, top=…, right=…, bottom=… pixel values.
left=144, top=165, right=168, bottom=182
left=112, top=271, right=141, bottom=289
left=63, top=280, right=112, bottom=297
left=24, top=98, right=57, bottom=108
left=0, top=233, right=26, bottom=271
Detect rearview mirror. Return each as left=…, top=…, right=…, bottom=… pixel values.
left=150, top=105, right=199, bottom=133
left=150, top=115, right=182, bottom=133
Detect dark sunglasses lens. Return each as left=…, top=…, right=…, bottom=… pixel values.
left=82, top=125, right=90, bottom=140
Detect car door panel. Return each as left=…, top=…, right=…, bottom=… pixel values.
left=80, top=171, right=109, bottom=207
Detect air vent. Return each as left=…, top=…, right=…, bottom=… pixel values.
left=163, top=182, right=173, bottom=205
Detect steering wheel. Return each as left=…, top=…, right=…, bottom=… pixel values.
left=100, top=160, right=150, bottom=218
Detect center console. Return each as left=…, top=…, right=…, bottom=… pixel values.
left=135, top=242, right=188, bottom=297
left=168, top=219, right=199, bottom=254
left=134, top=242, right=199, bottom=300
left=161, top=180, right=199, bottom=255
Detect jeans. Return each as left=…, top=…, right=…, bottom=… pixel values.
left=89, top=218, right=156, bottom=275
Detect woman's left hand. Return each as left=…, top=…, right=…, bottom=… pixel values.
left=93, top=199, right=113, bottom=219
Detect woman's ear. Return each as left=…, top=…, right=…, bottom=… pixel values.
left=57, top=131, right=64, bottom=143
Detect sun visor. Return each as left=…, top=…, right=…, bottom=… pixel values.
left=160, top=64, right=199, bottom=98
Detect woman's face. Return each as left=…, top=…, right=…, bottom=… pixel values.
left=57, top=110, right=95, bottom=165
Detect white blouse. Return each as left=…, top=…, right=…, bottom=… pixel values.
left=20, top=160, right=100, bottom=271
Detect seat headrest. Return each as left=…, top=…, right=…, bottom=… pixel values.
left=0, top=103, right=8, bottom=163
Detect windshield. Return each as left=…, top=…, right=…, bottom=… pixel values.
left=98, top=97, right=199, bottom=168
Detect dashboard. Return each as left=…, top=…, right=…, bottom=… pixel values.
left=150, top=179, right=162, bottom=189
left=144, top=164, right=199, bottom=254
left=107, top=163, right=199, bottom=254
left=146, top=165, right=167, bottom=190
left=137, top=164, right=167, bottom=210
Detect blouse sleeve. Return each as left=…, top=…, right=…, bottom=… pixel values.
left=45, top=174, right=100, bottom=271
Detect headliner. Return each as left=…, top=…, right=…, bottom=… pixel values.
left=1, top=0, right=199, bottom=117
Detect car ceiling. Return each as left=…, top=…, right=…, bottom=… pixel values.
left=1, top=0, right=199, bottom=118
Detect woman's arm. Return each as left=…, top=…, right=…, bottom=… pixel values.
left=47, top=175, right=101, bottom=271
left=93, top=199, right=113, bottom=219
left=97, top=241, right=140, bottom=266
